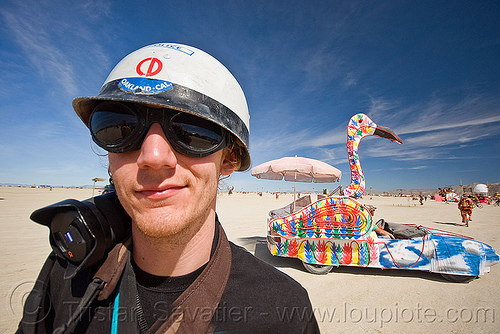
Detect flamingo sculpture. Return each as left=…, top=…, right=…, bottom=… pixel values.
left=266, top=113, right=404, bottom=272
left=266, top=115, right=499, bottom=280
left=342, top=113, right=403, bottom=198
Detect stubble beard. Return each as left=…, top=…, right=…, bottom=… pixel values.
left=118, top=179, right=219, bottom=247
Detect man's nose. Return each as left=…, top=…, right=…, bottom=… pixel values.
left=137, top=123, right=178, bottom=169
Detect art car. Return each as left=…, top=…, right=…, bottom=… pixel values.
left=258, top=114, right=499, bottom=282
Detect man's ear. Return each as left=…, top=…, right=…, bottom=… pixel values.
left=220, top=148, right=239, bottom=176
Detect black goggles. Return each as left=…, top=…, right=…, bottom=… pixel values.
left=89, top=102, right=229, bottom=157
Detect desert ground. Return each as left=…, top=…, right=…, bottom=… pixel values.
left=1, top=187, right=499, bottom=333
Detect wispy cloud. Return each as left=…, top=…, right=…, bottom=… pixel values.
left=251, top=90, right=500, bottom=170
left=1, top=1, right=112, bottom=97
left=2, top=7, right=77, bottom=95
left=342, top=72, right=358, bottom=88
left=303, top=47, right=347, bottom=89
left=391, top=94, right=500, bottom=135
left=372, top=165, right=428, bottom=172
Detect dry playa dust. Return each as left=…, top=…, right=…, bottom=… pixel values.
left=1, top=187, right=499, bottom=333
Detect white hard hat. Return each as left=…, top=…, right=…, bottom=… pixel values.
left=73, top=43, right=250, bottom=170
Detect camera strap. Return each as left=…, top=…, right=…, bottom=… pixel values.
left=53, top=238, right=132, bottom=333
left=111, top=223, right=232, bottom=333
left=51, top=221, right=231, bottom=333
left=152, top=225, right=232, bottom=333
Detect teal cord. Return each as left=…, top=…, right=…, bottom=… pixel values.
left=111, top=289, right=120, bottom=334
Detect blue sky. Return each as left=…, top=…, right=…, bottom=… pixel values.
left=1, top=1, right=499, bottom=192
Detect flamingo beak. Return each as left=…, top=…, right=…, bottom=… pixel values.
left=373, top=125, right=403, bottom=144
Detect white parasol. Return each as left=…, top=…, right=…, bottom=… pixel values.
left=251, top=156, right=342, bottom=209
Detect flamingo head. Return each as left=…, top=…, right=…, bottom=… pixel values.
left=348, top=113, right=403, bottom=144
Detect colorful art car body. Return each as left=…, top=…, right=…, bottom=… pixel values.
left=264, top=114, right=499, bottom=281
left=267, top=195, right=500, bottom=280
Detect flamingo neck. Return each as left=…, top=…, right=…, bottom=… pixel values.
left=343, top=134, right=365, bottom=198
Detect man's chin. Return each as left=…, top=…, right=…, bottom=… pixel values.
left=132, top=207, right=208, bottom=240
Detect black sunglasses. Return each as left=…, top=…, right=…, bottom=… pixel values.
left=89, top=102, right=228, bottom=157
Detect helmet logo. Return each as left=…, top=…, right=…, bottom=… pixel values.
left=136, top=57, right=163, bottom=77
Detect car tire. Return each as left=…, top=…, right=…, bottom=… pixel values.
left=302, top=262, right=333, bottom=275
left=440, top=273, right=477, bottom=283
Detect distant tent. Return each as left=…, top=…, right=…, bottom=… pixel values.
left=434, top=194, right=444, bottom=202
left=473, top=184, right=488, bottom=195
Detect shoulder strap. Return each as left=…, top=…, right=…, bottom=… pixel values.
left=48, top=224, right=230, bottom=334
left=148, top=226, right=232, bottom=334
left=53, top=238, right=132, bottom=334
left=53, top=278, right=105, bottom=334
left=95, top=238, right=132, bottom=300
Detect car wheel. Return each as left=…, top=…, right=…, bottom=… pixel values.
left=440, top=273, right=477, bottom=283
left=302, top=262, right=333, bottom=275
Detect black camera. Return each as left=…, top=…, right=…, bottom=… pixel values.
left=30, top=192, right=131, bottom=279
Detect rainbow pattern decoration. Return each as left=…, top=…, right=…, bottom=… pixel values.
left=265, top=114, right=499, bottom=280
left=267, top=113, right=402, bottom=267
left=342, top=113, right=402, bottom=198
left=268, top=204, right=499, bottom=277
left=268, top=196, right=380, bottom=266
left=270, top=197, right=373, bottom=240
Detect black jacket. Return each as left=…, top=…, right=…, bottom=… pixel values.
left=17, top=224, right=319, bottom=333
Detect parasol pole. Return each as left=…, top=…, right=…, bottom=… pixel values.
left=293, top=171, right=297, bottom=212
left=91, top=177, right=106, bottom=197
left=293, top=155, right=297, bottom=212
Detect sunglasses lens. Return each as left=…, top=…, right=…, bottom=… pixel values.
left=170, top=113, right=225, bottom=154
left=90, top=104, right=139, bottom=149
left=89, top=102, right=226, bottom=156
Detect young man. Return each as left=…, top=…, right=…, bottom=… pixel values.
left=17, top=43, right=319, bottom=333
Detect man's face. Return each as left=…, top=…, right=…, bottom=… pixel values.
left=108, top=122, right=235, bottom=240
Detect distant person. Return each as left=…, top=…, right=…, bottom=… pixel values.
left=458, top=194, right=474, bottom=226
left=494, top=192, right=500, bottom=206
left=17, top=43, right=319, bottom=333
